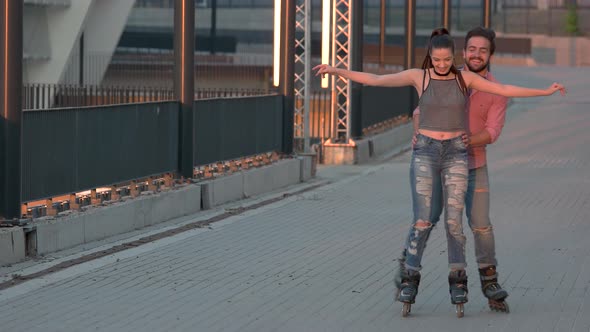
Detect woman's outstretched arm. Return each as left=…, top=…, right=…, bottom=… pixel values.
left=313, top=64, right=421, bottom=88
left=464, top=71, right=566, bottom=97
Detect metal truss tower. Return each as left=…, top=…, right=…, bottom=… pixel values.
left=331, top=0, right=352, bottom=142
left=293, top=0, right=311, bottom=152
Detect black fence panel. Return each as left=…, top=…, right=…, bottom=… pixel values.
left=360, top=86, right=418, bottom=130
left=22, top=102, right=179, bottom=202
left=194, top=95, right=283, bottom=166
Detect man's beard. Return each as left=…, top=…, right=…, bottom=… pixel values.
left=466, top=58, right=489, bottom=73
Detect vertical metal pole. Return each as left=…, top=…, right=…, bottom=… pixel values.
left=174, top=0, right=195, bottom=178
left=442, top=0, right=452, bottom=31
left=404, top=0, right=416, bottom=69
left=303, top=0, right=311, bottom=152
left=280, top=0, right=295, bottom=154
left=350, top=0, right=363, bottom=139
left=0, top=0, right=22, bottom=219
left=379, top=0, right=386, bottom=68
left=457, top=0, right=462, bottom=29
left=502, top=0, right=506, bottom=33
left=210, top=0, right=217, bottom=54
left=548, top=0, right=552, bottom=36
left=482, top=0, right=492, bottom=28
left=79, top=33, right=84, bottom=85
left=405, top=0, right=416, bottom=118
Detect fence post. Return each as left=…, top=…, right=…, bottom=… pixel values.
left=175, top=0, right=195, bottom=178
left=280, top=0, right=295, bottom=154
left=404, top=0, right=416, bottom=117
left=482, top=0, right=492, bottom=28
left=0, top=0, right=23, bottom=219
left=442, top=0, right=452, bottom=31
left=350, top=0, right=363, bottom=139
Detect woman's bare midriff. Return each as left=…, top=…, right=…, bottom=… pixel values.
left=418, top=129, right=463, bottom=140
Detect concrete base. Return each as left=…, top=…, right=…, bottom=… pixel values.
left=322, top=139, right=370, bottom=165
left=0, top=157, right=315, bottom=265
left=201, top=158, right=306, bottom=209
left=34, top=184, right=203, bottom=255
left=321, top=122, right=413, bottom=165
left=0, top=228, right=26, bottom=265
left=243, top=159, right=301, bottom=198
left=298, top=154, right=316, bottom=182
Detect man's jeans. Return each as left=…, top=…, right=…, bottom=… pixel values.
left=405, top=134, right=468, bottom=272
left=465, top=165, right=497, bottom=268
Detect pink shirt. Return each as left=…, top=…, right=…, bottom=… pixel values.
left=414, top=72, right=508, bottom=169
left=467, top=72, right=508, bottom=169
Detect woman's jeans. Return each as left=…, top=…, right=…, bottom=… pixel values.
left=404, top=134, right=468, bottom=272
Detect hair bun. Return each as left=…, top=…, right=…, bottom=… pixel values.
left=430, top=27, right=450, bottom=39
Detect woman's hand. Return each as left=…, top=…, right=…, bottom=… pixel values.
left=313, top=64, right=336, bottom=78
left=411, top=131, right=419, bottom=147
left=546, top=82, right=567, bottom=96
left=462, top=133, right=471, bottom=147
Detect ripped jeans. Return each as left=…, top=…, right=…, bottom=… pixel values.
left=404, top=134, right=468, bottom=272
left=415, top=165, right=498, bottom=268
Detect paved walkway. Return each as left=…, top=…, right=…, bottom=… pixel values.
left=0, top=66, right=588, bottom=331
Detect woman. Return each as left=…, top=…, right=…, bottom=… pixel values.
left=313, top=28, right=565, bottom=317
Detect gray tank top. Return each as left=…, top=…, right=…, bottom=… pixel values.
left=418, top=70, right=467, bottom=132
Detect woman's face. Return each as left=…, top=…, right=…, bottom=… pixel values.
left=430, top=48, right=454, bottom=75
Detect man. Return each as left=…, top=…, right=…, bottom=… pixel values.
left=412, top=27, right=510, bottom=313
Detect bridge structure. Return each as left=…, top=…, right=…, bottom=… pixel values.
left=0, top=0, right=491, bottom=268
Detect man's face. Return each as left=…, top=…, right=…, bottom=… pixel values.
left=463, top=36, right=492, bottom=73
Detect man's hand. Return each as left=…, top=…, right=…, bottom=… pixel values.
left=412, top=131, right=419, bottom=147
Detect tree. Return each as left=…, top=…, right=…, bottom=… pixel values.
left=565, top=3, right=580, bottom=36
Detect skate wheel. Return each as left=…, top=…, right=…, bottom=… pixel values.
left=456, top=303, right=464, bottom=318
left=402, top=303, right=411, bottom=317
left=489, top=300, right=510, bottom=313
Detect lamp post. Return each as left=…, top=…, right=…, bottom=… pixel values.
left=0, top=0, right=23, bottom=219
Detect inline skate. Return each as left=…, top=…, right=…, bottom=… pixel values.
left=448, top=270, right=469, bottom=318
left=479, top=266, right=509, bottom=313
left=395, top=256, right=421, bottom=317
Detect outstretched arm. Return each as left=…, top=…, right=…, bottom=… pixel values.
left=464, top=71, right=566, bottom=98
left=313, top=64, right=421, bottom=88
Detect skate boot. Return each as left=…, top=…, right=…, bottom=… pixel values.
left=479, top=266, right=509, bottom=313
left=396, top=264, right=420, bottom=318
left=393, top=252, right=406, bottom=290
left=448, top=270, right=468, bottom=318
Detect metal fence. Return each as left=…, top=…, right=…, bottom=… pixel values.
left=22, top=84, right=272, bottom=110
left=22, top=84, right=175, bottom=110
left=361, top=86, right=416, bottom=130
left=21, top=82, right=331, bottom=143
left=22, top=102, right=180, bottom=202
left=21, top=94, right=287, bottom=203
left=294, top=90, right=332, bottom=146
left=194, top=95, right=283, bottom=165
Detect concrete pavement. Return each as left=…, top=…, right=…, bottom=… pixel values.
left=0, top=65, right=588, bottom=331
